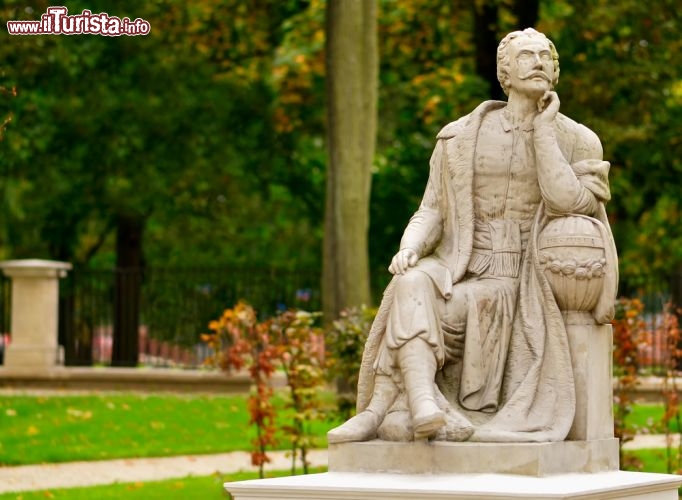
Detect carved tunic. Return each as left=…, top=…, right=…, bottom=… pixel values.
left=469, top=110, right=541, bottom=278
left=474, top=110, right=541, bottom=223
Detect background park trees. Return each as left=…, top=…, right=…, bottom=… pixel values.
left=1, top=0, right=681, bottom=333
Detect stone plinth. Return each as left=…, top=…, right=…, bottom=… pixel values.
left=225, top=471, right=682, bottom=500
left=328, top=439, right=619, bottom=476
left=565, top=312, right=614, bottom=441
left=0, top=259, right=71, bottom=372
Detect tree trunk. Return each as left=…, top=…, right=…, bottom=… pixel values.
left=111, top=214, right=145, bottom=367
left=323, top=0, right=378, bottom=321
left=513, top=0, right=540, bottom=30
left=473, top=1, right=503, bottom=100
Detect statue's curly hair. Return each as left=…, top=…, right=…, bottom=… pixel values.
left=497, top=28, right=560, bottom=96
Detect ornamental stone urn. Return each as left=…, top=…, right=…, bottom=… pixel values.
left=538, top=215, right=607, bottom=312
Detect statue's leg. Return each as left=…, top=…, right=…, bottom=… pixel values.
left=435, top=284, right=468, bottom=405
left=327, top=374, right=398, bottom=444
left=384, top=269, right=444, bottom=365
left=442, top=288, right=468, bottom=360
left=379, top=268, right=447, bottom=439
left=338, top=267, right=447, bottom=443
left=398, top=338, right=446, bottom=439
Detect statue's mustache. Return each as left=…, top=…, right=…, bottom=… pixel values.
left=520, top=71, right=551, bottom=82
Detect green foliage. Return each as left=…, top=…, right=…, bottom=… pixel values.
left=325, top=306, right=377, bottom=419
left=274, top=310, right=327, bottom=474
left=203, top=301, right=330, bottom=477
left=621, top=197, right=682, bottom=284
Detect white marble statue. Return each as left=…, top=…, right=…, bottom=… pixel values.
left=328, top=28, right=618, bottom=444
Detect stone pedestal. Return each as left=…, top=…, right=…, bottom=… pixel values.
left=0, top=259, right=71, bottom=372
left=565, top=312, right=614, bottom=441
left=328, top=439, right=618, bottom=476
left=225, top=471, right=682, bottom=499
left=227, top=440, right=681, bottom=499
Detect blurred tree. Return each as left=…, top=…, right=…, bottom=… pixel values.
left=323, top=0, right=378, bottom=320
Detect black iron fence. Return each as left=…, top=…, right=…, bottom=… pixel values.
left=58, top=267, right=322, bottom=368
left=0, top=266, right=679, bottom=371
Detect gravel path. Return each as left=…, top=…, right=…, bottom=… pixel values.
left=622, top=433, right=680, bottom=450
left=0, top=449, right=328, bottom=494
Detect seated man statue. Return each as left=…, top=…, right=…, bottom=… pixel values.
left=328, top=28, right=617, bottom=444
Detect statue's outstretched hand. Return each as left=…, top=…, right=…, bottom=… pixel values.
left=534, top=91, right=560, bottom=128
left=388, top=248, right=418, bottom=275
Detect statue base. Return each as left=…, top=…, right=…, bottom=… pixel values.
left=328, top=439, right=619, bottom=476
left=225, top=440, right=682, bottom=499
left=225, top=470, right=682, bottom=499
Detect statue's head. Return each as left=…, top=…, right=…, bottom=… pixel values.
left=497, top=28, right=560, bottom=97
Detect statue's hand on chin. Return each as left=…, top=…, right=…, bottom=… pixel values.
left=534, top=91, right=560, bottom=129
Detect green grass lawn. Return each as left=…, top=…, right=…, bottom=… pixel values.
left=0, top=392, right=342, bottom=466
left=626, top=403, right=682, bottom=433
left=0, top=474, right=231, bottom=500
left=1, top=391, right=679, bottom=467
left=622, top=448, right=680, bottom=474
left=0, top=468, right=326, bottom=500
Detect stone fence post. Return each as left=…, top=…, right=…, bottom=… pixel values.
left=0, top=259, right=71, bottom=372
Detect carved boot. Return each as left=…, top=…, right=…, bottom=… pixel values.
left=398, top=338, right=446, bottom=440
left=327, top=374, right=398, bottom=444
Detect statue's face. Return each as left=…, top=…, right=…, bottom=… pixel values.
left=507, top=36, right=554, bottom=98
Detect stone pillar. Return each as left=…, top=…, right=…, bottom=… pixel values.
left=0, top=259, right=72, bottom=372
left=564, top=311, right=614, bottom=441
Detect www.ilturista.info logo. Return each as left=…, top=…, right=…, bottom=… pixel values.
left=7, top=6, right=150, bottom=36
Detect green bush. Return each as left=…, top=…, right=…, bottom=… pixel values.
left=325, top=305, right=377, bottom=420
